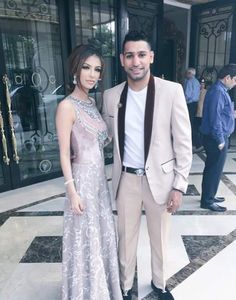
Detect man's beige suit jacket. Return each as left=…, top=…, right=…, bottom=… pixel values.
left=102, top=76, right=192, bottom=205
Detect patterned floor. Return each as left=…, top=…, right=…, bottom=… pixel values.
left=0, top=148, right=236, bottom=300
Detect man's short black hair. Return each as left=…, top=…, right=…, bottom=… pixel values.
left=218, top=64, right=236, bottom=79
left=122, top=30, right=151, bottom=53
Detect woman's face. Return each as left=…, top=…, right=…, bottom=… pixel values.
left=78, top=55, right=102, bottom=91
left=200, top=82, right=205, bottom=89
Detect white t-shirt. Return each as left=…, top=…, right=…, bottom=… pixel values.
left=123, top=86, right=147, bottom=168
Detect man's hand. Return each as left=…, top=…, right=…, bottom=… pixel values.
left=167, top=189, right=183, bottom=214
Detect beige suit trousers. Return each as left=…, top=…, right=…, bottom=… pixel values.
left=117, top=172, right=171, bottom=291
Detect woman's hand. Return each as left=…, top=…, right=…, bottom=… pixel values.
left=70, top=193, right=85, bottom=214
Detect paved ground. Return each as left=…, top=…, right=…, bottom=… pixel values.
left=0, top=148, right=236, bottom=300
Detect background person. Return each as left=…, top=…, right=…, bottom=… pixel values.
left=200, top=64, right=236, bottom=212
left=195, top=78, right=207, bottom=151
left=183, top=67, right=201, bottom=150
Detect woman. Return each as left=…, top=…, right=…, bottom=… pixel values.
left=196, top=78, right=207, bottom=120
left=56, top=45, right=122, bottom=300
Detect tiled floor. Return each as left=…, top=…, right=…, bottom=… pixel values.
left=0, top=149, right=236, bottom=300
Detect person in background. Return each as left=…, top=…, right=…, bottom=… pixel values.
left=195, top=78, right=207, bottom=152
left=183, top=68, right=201, bottom=151
left=200, top=64, right=236, bottom=212
left=56, top=44, right=122, bottom=300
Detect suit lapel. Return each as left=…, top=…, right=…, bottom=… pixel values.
left=117, top=75, right=155, bottom=164
left=117, top=82, right=128, bottom=162
left=144, top=75, right=155, bottom=162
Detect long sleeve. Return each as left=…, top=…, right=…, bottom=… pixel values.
left=102, top=90, right=114, bottom=142
left=184, top=78, right=200, bottom=103
left=171, top=84, right=193, bottom=192
left=184, top=79, right=192, bottom=102
left=208, top=90, right=225, bottom=144
left=201, top=81, right=234, bottom=145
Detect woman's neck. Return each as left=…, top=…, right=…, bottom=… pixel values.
left=71, top=86, right=89, bottom=101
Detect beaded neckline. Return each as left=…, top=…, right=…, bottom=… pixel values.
left=68, top=95, right=93, bottom=106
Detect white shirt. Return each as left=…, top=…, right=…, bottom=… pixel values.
left=123, top=86, right=147, bottom=168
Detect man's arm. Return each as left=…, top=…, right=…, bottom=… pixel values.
left=171, top=84, right=193, bottom=193
left=183, top=79, right=192, bottom=102
left=193, top=79, right=201, bottom=101
left=166, top=84, right=192, bottom=213
left=102, top=90, right=114, bottom=140
left=208, top=90, right=225, bottom=145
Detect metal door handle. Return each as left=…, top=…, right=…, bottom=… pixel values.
left=3, top=75, right=20, bottom=164
left=0, top=102, right=10, bottom=165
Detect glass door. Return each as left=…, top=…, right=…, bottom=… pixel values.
left=0, top=0, right=65, bottom=191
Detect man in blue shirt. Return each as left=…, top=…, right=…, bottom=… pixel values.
left=200, top=64, right=236, bottom=212
left=183, top=68, right=200, bottom=149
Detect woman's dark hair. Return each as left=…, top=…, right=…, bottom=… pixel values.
left=68, top=44, right=104, bottom=91
left=218, top=64, right=236, bottom=79
left=122, top=30, right=151, bottom=53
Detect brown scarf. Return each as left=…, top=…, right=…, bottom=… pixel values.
left=118, top=74, right=155, bottom=163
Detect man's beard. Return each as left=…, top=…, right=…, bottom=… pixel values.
left=127, top=68, right=149, bottom=81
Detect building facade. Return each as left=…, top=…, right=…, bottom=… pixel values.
left=0, top=0, right=235, bottom=192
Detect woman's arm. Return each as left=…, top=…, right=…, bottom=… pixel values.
left=56, top=100, right=84, bottom=214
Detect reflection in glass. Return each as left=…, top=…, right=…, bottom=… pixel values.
left=0, top=169, right=4, bottom=186
left=74, top=0, right=116, bottom=164
left=75, top=0, right=116, bottom=90
left=0, top=0, right=65, bottom=181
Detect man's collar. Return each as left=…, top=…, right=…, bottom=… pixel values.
left=217, top=79, right=228, bottom=91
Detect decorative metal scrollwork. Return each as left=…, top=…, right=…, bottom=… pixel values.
left=199, top=24, right=212, bottom=39
left=196, top=4, right=233, bottom=82
left=213, top=20, right=227, bottom=37
left=3, top=0, right=56, bottom=22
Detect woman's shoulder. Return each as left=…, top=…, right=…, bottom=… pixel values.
left=58, top=96, right=72, bottom=105
left=56, top=97, right=77, bottom=119
left=58, top=95, right=77, bottom=108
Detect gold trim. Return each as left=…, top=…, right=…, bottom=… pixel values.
left=3, top=75, right=20, bottom=164
left=0, top=101, right=10, bottom=165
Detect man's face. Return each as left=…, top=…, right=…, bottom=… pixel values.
left=120, top=41, right=154, bottom=82
left=225, top=75, right=236, bottom=89
left=186, top=71, right=193, bottom=79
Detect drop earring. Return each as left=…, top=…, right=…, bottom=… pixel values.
left=94, top=79, right=101, bottom=89
left=73, top=75, right=77, bottom=85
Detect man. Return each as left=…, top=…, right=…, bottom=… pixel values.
left=200, top=64, right=236, bottom=212
left=102, top=31, right=192, bottom=300
left=183, top=68, right=200, bottom=150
